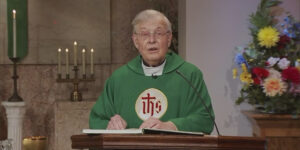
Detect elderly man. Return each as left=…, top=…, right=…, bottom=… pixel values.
left=89, top=9, right=215, bottom=134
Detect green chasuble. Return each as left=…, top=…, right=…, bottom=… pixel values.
left=90, top=52, right=215, bottom=134
left=7, top=0, right=28, bottom=59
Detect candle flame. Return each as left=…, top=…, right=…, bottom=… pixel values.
left=91, top=48, right=94, bottom=52
left=58, top=48, right=61, bottom=52
left=66, top=48, right=69, bottom=52
left=12, top=10, right=16, bottom=19
left=82, top=49, right=86, bottom=53
left=74, top=41, right=77, bottom=45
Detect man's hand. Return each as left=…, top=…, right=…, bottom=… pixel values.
left=139, top=117, right=177, bottom=130
left=106, top=114, right=127, bottom=130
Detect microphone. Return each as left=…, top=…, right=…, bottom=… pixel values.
left=152, top=74, right=158, bottom=79
left=176, top=70, right=221, bottom=136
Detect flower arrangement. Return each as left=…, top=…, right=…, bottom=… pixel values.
left=233, top=0, right=300, bottom=114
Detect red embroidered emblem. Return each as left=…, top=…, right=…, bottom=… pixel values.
left=135, top=88, right=168, bottom=120
left=142, top=93, right=162, bottom=116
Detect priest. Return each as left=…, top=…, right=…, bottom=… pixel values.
left=89, top=9, right=215, bottom=134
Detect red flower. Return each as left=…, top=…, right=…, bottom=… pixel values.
left=253, top=77, right=261, bottom=85
left=277, top=35, right=291, bottom=50
left=282, top=67, right=300, bottom=84
left=252, top=67, right=269, bottom=78
left=265, top=61, right=270, bottom=66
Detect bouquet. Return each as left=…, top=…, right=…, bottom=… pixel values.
left=233, top=0, right=300, bottom=114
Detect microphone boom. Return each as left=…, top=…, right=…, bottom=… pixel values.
left=176, top=70, right=221, bottom=136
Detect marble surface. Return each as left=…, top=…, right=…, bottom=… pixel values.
left=0, top=64, right=111, bottom=150
left=0, top=0, right=111, bottom=64
left=54, top=101, right=95, bottom=150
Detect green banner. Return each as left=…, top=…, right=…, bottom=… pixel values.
left=7, top=0, right=28, bottom=59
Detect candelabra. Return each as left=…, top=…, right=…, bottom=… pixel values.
left=8, top=58, right=23, bottom=102
left=56, top=66, right=94, bottom=101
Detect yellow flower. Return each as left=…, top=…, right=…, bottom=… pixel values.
left=263, top=78, right=287, bottom=97
left=240, top=72, right=253, bottom=84
left=257, top=26, right=279, bottom=48
left=232, top=68, right=237, bottom=79
left=241, top=63, right=247, bottom=72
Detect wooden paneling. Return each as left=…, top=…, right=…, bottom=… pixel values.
left=71, top=134, right=266, bottom=150
left=243, top=111, right=300, bottom=150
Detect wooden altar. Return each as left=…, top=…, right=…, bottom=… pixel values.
left=243, top=110, right=300, bottom=150
left=71, top=134, right=266, bottom=150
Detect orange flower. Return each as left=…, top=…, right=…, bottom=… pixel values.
left=263, top=78, right=287, bottom=97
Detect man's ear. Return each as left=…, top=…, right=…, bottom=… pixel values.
left=167, top=33, right=173, bottom=47
left=132, top=35, right=139, bottom=49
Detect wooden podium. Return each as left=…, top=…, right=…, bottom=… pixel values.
left=71, top=134, right=266, bottom=150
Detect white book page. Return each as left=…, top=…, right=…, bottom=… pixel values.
left=82, top=129, right=142, bottom=134
left=83, top=128, right=203, bottom=136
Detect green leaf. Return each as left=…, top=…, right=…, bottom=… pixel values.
left=235, top=97, right=245, bottom=105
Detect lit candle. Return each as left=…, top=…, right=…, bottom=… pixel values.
left=66, top=48, right=69, bottom=75
left=91, top=48, right=94, bottom=75
left=82, top=49, right=86, bottom=76
left=74, top=41, right=77, bottom=66
left=58, top=48, right=62, bottom=75
left=12, top=10, right=17, bottom=58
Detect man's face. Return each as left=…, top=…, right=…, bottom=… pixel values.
left=132, top=18, right=172, bottom=66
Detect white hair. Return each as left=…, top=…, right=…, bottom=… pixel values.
left=132, top=9, right=172, bottom=33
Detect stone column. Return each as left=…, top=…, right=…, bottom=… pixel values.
left=2, top=101, right=26, bottom=150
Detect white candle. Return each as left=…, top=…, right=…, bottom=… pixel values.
left=91, top=48, right=94, bottom=75
left=74, top=41, right=77, bottom=66
left=58, top=48, right=62, bottom=74
left=66, top=48, right=69, bottom=75
left=13, top=10, right=17, bottom=58
left=82, top=49, right=86, bottom=75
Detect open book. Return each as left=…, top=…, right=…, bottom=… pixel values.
left=82, top=128, right=204, bottom=136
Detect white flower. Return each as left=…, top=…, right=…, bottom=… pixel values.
left=267, top=68, right=281, bottom=78
left=267, top=57, right=280, bottom=67
left=277, top=58, right=290, bottom=69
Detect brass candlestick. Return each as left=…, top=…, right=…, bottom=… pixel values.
left=8, top=57, right=23, bottom=102
left=56, top=65, right=94, bottom=101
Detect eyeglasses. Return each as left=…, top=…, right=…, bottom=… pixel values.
left=135, top=31, right=170, bottom=40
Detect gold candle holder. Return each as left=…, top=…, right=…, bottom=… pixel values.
left=56, top=42, right=95, bottom=101
left=56, top=65, right=95, bottom=101
left=23, top=136, right=47, bottom=150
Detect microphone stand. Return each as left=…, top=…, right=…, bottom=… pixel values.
left=176, top=70, right=221, bottom=136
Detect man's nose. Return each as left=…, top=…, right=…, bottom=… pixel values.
left=148, top=33, right=157, bottom=43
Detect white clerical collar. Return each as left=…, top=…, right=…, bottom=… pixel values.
left=142, top=60, right=166, bottom=76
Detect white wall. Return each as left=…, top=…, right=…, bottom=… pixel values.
left=180, top=0, right=300, bottom=136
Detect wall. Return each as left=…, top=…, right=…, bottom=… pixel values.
left=183, top=0, right=300, bottom=136
left=0, top=0, right=111, bottom=65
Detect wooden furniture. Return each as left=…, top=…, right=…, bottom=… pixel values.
left=71, top=134, right=266, bottom=150
left=243, top=111, right=300, bottom=150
